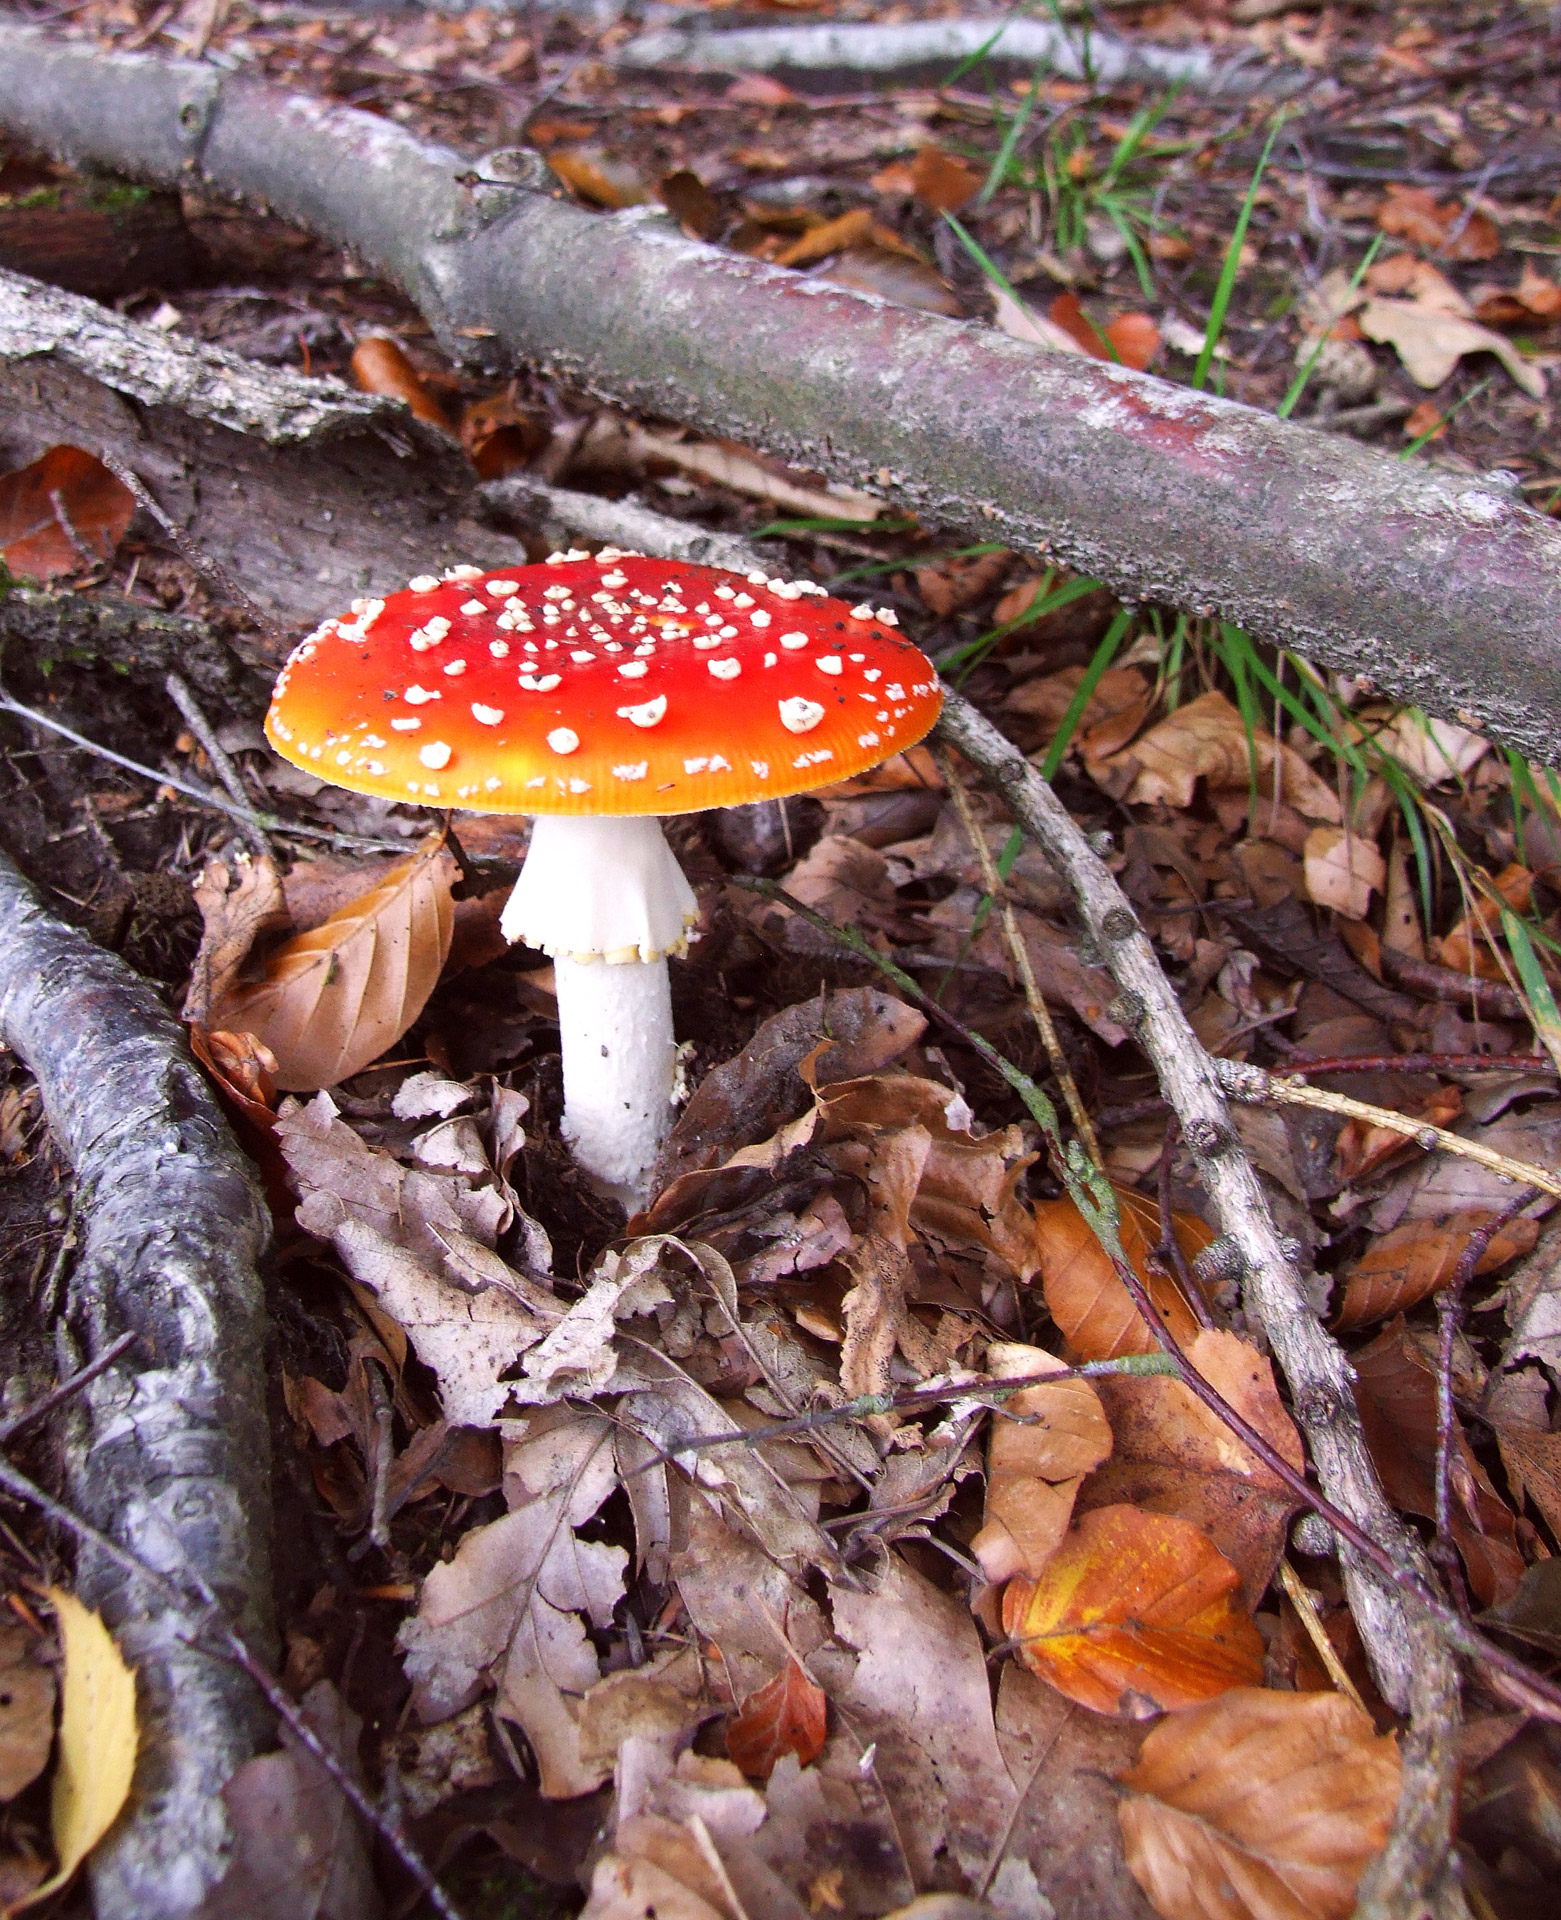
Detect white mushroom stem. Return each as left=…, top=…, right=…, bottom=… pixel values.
left=499, top=814, right=697, bottom=1202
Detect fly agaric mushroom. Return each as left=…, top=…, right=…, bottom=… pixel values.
left=264, top=551, right=942, bottom=1199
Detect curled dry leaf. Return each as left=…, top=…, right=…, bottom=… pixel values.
left=1001, top=1506, right=1264, bottom=1716
left=1076, top=1330, right=1305, bottom=1610
left=818, top=247, right=964, bottom=317
left=210, top=836, right=454, bottom=1091
left=1047, top=291, right=1160, bottom=371
left=1375, top=181, right=1500, bottom=261
left=1359, top=267, right=1546, bottom=399
left=1334, top=1208, right=1538, bottom=1331
left=972, top=1343, right=1113, bottom=1584
left=1118, top=1686, right=1401, bottom=1920
left=725, top=1659, right=828, bottom=1781
left=1034, top=1187, right=1210, bottom=1361
left=991, top=284, right=1091, bottom=356
left=1096, top=691, right=1343, bottom=822
left=0, top=443, right=135, bottom=580
left=349, top=334, right=455, bottom=433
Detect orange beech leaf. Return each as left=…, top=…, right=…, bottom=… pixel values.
left=725, top=1658, right=827, bottom=1780
left=350, top=335, right=456, bottom=433
left=1352, top=1320, right=1523, bottom=1608
left=1034, top=1187, right=1209, bottom=1360
left=908, top=145, right=983, bottom=213
left=1001, top=1505, right=1263, bottom=1715
left=1047, top=292, right=1159, bottom=370
left=0, top=444, right=134, bottom=580
left=209, top=835, right=454, bottom=1092
left=1334, top=1208, right=1538, bottom=1331
left=1077, top=1330, right=1305, bottom=1610
left=972, top=1344, right=1113, bottom=1584
left=1118, top=1687, right=1401, bottom=1920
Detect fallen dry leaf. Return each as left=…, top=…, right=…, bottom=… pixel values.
left=725, top=1659, right=828, bottom=1781
left=210, top=835, right=454, bottom=1091
left=1034, top=1187, right=1210, bottom=1361
left=1492, top=1422, right=1561, bottom=1543
left=1076, top=1330, right=1305, bottom=1610
left=1360, top=290, right=1546, bottom=398
left=830, top=1555, right=1020, bottom=1885
left=0, top=444, right=135, bottom=580
left=1475, top=262, right=1561, bottom=327
left=183, top=849, right=290, bottom=1027
left=1002, top=1506, right=1264, bottom=1716
left=9, top=1592, right=137, bottom=1915
left=1098, top=690, right=1343, bottom=822
left=349, top=334, right=454, bottom=433
left=1375, top=181, right=1499, bottom=260
left=973, top=1344, right=1113, bottom=1584
left=1372, top=711, right=1489, bottom=785
left=1047, top=291, right=1160, bottom=371
left=0, top=1618, right=54, bottom=1803
left=196, top=1681, right=380, bottom=1920
left=546, top=146, right=649, bottom=208
left=915, top=549, right=1013, bottom=618
left=1333, top=1082, right=1463, bottom=1187
left=907, top=146, right=983, bottom=213
left=1118, top=1686, right=1401, bottom=1920
left=1352, top=1320, right=1524, bottom=1607
left=629, top=427, right=882, bottom=522
left=1304, top=826, right=1386, bottom=920
left=817, top=247, right=963, bottom=317
left=277, top=1088, right=560, bottom=1428
left=991, top=283, right=1091, bottom=356
left=1334, top=1209, right=1537, bottom=1331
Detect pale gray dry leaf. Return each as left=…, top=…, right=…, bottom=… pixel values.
left=391, top=1070, right=476, bottom=1120
left=829, top=1557, right=1019, bottom=1886
left=510, top=1238, right=675, bottom=1405
left=993, top=1666, right=1155, bottom=1920
left=747, top=1746, right=918, bottom=1918
left=183, top=848, right=289, bottom=1027
left=277, top=1091, right=558, bottom=1427
left=617, top=1347, right=848, bottom=1578
left=402, top=1410, right=627, bottom=1798
left=673, top=1495, right=830, bottom=1703
left=577, top=1651, right=709, bottom=1776
left=390, top=1703, right=504, bottom=1821
left=1501, top=1212, right=1561, bottom=1388
left=196, top=1682, right=382, bottom=1920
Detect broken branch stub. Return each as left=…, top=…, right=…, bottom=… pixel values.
left=0, top=851, right=273, bottom=1920
left=0, top=26, right=1559, bottom=759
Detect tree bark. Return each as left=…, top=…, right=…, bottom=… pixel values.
left=0, top=25, right=1557, bottom=760
left=0, top=850, right=274, bottom=1919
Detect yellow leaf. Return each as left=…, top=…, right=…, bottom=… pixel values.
left=210, top=834, right=454, bottom=1090
left=7, top=1591, right=138, bottom=1914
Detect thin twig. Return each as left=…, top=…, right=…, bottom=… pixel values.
left=164, top=671, right=269, bottom=851
left=0, top=690, right=412, bottom=852
left=0, top=1332, right=138, bottom=1448
left=740, top=870, right=1561, bottom=1721
left=47, top=487, right=100, bottom=570
left=1434, top=1189, right=1540, bottom=1580
left=0, top=1452, right=464, bottom=1920
left=1277, top=1558, right=1367, bottom=1714
left=1216, top=1062, right=1561, bottom=1202
left=933, top=741, right=1101, bottom=1166
left=98, top=449, right=283, bottom=638
left=364, top=1359, right=395, bottom=1553
left=1152, top=1115, right=1214, bottom=1328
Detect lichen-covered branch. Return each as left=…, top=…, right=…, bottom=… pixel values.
left=0, top=850, right=274, bottom=1920
left=0, top=26, right=1559, bottom=759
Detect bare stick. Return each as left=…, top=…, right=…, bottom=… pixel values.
left=0, top=689, right=409, bottom=853
left=98, top=448, right=282, bottom=638
left=1216, top=1063, right=1561, bottom=1201
left=1277, top=1559, right=1367, bottom=1714
left=0, top=1331, right=138, bottom=1447
left=1434, top=1190, right=1540, bottom=1581
left=0, top=1452, right=465, bottom=1920
left=164, top=671, right=268, bottom=851
left=934, top=741, right=1100, bottom=1166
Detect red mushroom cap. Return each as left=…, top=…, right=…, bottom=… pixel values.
left=265, top=553, right=942, bottom=815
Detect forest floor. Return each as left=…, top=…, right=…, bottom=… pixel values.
left=1, top=2, right=1561, bottom=1917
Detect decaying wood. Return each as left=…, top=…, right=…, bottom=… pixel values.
left=616, top=15, right=1292, bottom=96
left=0, top=265, right=521, bottom=624
left=0, top=585, right=263, bottom=714
left=0, top=850, right=274, bottom=1920
left=0, top=29, right=1559, bottom=763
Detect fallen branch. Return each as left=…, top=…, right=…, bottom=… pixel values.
left=2, top=29, right=1561, bottom=759
left=931, top=690, right=1467, bottom=1920
left=615, top=16, right=1295, bottom=98
left=0, top=850, right=273, bottom=1919
left=0, top=264, right=520, bottom=624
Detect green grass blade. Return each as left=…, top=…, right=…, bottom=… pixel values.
left=1502, top=909, right=1561, bottom=1073
left=980, top=65, right=1048, bottom=205
left=1277, top=232, right=1384, bottom=419
left=1193, top=118, right=1283, bottom=393
left=1040, top=607, right=1133, bottom=780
